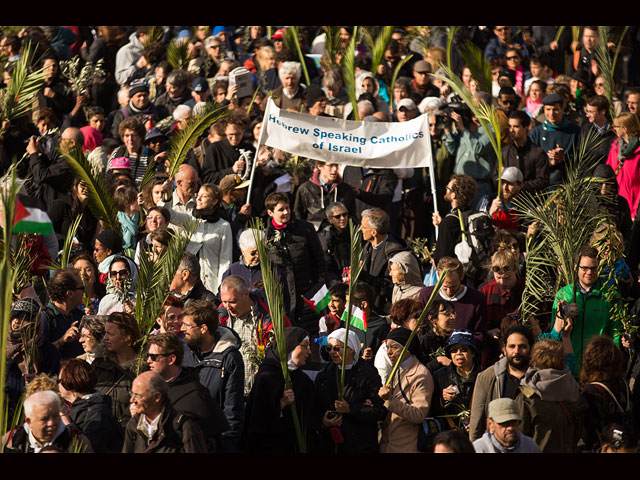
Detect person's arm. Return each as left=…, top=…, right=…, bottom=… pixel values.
left=382, top=372, right=433, bottom=424
left=221, top=350, right=246, bottom=444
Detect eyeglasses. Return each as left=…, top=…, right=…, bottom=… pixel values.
left=495, top=27, right=510, bottom=32
left=491, top=265, right=513, bottom=274
left=450, top=346, right=469, bottom=354
left=147, top=352, right=170, bottom=361
left=506, top=56, right=519, bottom=61
left=331, top=212, right=348, bottom=220
left=130, top=392, right=146, bottom=401
left=178, top=180, right=197, bottom=187
left=578, top=265, right=598, bottom=272
left=110, top=269, right=129, bottom=277
left=181, top=322, right=199, bottom=330
left=323, top=345, right=343, bottom=353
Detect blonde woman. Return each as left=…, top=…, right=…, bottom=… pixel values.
left=607, top=112, right=640, bottom=220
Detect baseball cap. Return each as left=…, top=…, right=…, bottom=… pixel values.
left=488, top=398, right=522, bottom=424
left=397, top=98, right=417, bottom=111
left=501, top=166, right=523, bottom=184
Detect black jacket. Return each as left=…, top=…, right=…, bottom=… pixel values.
left=314, top=360, right=387, bottom=453
left=182, top=279, right=218, bottom=307
left=167, top=366, right=230, bottom=452
left=431, top=362, right=479, bottom=429
left=201, top=138, right=255, bottom=185
left=494, top=139, right=550, bottom=194
left=67, top=391, right=122, bottom=453
left=342, top=166, right=397, bottom=220
left=317, top=218, right=351, bottom=285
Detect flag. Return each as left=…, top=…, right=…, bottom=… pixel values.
left=302, top=284, right=331, bottom=313
left=13, top=197, right=53, bottom=235
left=341, top=305, right=367, bottom=331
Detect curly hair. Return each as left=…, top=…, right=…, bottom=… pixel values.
left=46, top=269, right=81, bottom=303
left=106, top=312, right=142, bottom=351
left=531, top=338, right=565, bottom=370
left=389, top=298, right=425, bottom=327
left=580, top=335, right=624, bottom=386
left=450, top=174, right=477, bottom=209
left=118, top=116, right=146, bottom=142
left=59, top=358, right=98, bottom=394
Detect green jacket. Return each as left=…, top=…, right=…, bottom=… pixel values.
left=551, top=280, right=620, bottom=375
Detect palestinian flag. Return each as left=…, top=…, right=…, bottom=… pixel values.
left=302, top=284, right=331, bottom=314
left=13, top=196, right=53, bottom=235
left=341, top=304, right=367, bottom=331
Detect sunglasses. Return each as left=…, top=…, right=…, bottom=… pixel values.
left=450, top=346, right=469, bottom=354
left=331, top=212, right=348, bottom=220
left=506, top=56, right=519, bottom=61
left=323, top=345, right=344, bottom=353
left=492, top=265, right=513, bottom=274
left=146, top=352, right=170, bottom=361
left=109, top=269, right=129, bottom=277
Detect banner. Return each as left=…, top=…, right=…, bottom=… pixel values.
left=261, top=97, right=432, bottom=169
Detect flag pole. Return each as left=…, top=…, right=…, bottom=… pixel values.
left=246, top=97, right=271, bottom=206
left=426, top=117, right=439, bottom=241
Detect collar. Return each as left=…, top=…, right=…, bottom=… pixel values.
left=371, top=234, right=389, bottom=249
left=440, top=285, right=467, bottom=301
left=173, top=189, right=196, bottom=208
left=25, top=421, right=66, bottom=452
left=138, top=410, right=162, bottom=438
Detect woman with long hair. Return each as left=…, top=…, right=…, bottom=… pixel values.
left=71, top=252, right=106, bottom=315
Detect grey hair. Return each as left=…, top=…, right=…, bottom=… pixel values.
left=178, top=251, right=200, bottom=277
left=279, top=61, right=302, bottom=81
left=362, top=207, right=389, bottom=234
left=117, top=87, right=130, bottom=102
left=325, top=201, right=347, bottom=219
left=24, top=390, right=61, bottom=418
left=173, top=104, right=191, bottom=121
left=357, top=100, right=375, bottom=117
left=238, top=228, right=262, bottom=252
left=219, top=274, right=249, bottom=295
left=167, top=69, right=189, bottom=88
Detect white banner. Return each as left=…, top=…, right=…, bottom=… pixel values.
left=261, top=97, right=432, bottom=169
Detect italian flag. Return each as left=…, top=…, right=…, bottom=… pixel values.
left=302, top=284, right=331, bottom=314
left=341, top=304, right=367, bottom=331
left=13, top=197, right=53, bottom=235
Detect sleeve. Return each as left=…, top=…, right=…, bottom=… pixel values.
left=348, top=370, right=387, bottom=423
left=386, top=372, right=433, bottom=424
left=523, top=146, right=550, bottom=193
left=468, top=370, right=490, bottom=441
left=28, top=151, right=71, bottom=187
left=218, top=221, right=233, bottom=287
left=115, top=46, right=138, bottom=87
left=221, top=350, right=246, bottom=442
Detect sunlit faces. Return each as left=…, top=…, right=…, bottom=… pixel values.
left=503, top=332, right=531, bottom=370
left=389, top=262, right=405, bottom=284
left=577, top=255, right=599, bottom=289
left=26, top=401, right=61, bottom=444
left=267, top=201, right=290, bottom=225
left=543, top=103, right=563, bottom=125
left=145, top=210, right=167, bottom=232
left=79, top=327, right=99, bottom=353
left=103, top=321, right=132, bottom=354
left=291, top=338, right=311, bottom=367
left=327, top=295, right=346, bottom=318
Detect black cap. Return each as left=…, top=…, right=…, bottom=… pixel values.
left=542, top=93, right=564, bottom=106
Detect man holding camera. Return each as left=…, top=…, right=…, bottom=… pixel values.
left=551, top=245, right=620, bottom=375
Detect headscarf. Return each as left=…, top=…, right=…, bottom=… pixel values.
left=386, top=326, right=419, bottom=357
left=328, top=327, right=362, bottom=361
left=266, top=326, right=309, bottom=371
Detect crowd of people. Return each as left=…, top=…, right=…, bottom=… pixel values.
left=3, top=25, right=640, bottom=454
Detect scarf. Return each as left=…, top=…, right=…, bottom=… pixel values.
left=616, top=136, right=640, bottom=173
left=525, top=96, right=541, bottom=117
left=271, top=218, right=287, bottom=230
left=193, top=204, right=222, bottom=224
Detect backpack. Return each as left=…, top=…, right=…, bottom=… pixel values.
left=446, top=209, right=495, bottom=286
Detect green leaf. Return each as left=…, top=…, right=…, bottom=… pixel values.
left=342, top=26, right=359, bottom=121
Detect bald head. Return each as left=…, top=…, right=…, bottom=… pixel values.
left=131, top=371, right=167, bottom=419
left=175, top=164, right=199, bottom=200
left=60, top=127, right=84, bottom=153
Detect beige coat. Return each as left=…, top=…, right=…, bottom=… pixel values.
left=379, top=356, right=434, bottom=453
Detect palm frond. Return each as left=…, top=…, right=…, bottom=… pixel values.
left=143, top=27, right=165, bottom=47
left=323, top=26, right=343, bottom=67
left=554, top=26, right=567, bottom=44
left=595, top=26, right=615, bottom=120
left=446, top=26, right=460, bottom=70
left=389, top=53, right=414, bottom=111
left=365, top=26, right=394, bottom=78
left=457, top=39, right=493, bottom=94
left=48, top=213, right=82, bottom=271
left=59, top=56, right=105, bottom=96
left=342, top=26, right=359, bottom=121
left=612, top=26, right=630, bottom=77
left=59, top=146, right=120, bottom=232
left=0, top=41, right=47, bottom=128
left=338, top=220, right=363, bottom=400
left=162, top=103, right=229, bottom=184
left=250, top=217, right=307, bottom=453
left=166, top=38, right=190, bottom=71
left=385, top=270, right=448, bottom=386
left=284, top=26, right=311, bottom=87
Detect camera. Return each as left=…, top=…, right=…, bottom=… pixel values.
left=558, top=302, right=576, bottom=319
left=327, top=410, right=340, bottom=420
left=440, top=98, right=473, bottom=128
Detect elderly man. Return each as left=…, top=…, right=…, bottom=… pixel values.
left=145, top=333, right=229, bottom=452
left=179, top=300, right=245, bottom=452
left=472, top=398, right=540, bottom=453
left=169, top=251, right=217, bottom=305
left=110, top=79, right=161, bottom=138
left=158, top=163, right=199, bottom=230
left=318, top=201, right=353, bottom=285
left=123, top=371, right=209, bottom=453
left=359, top=207, right=412, bottom=314
left=2, top=390, right=92, bottom=453
left=410, top=59, right=439, bottom=104
left=154, top=69, right=192, bottom=118
left=273, top=61, right=306, bottom=111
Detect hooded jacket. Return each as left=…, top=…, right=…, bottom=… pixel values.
left=181, top=325, right=245, bottom=449
left=389, top=250, right=424, bottom=304
left=115, top=32, right=144, bottom=86
left=518, top=366, right=586, bottom=452
left=293, top=169, right=356, bottom=230
left=67, top=391, right=122, bottom=453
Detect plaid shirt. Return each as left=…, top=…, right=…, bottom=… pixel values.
left=479, top=276, right=525, bottom=329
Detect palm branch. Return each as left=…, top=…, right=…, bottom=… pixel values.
left=135, top=219, right=197, bottom=373
left=0, top=165, right=24, bottom=436
left=385, top=270, right=448, bottom=387
left=446, top=26, right=461, bottom=70
left=250, top=217, right=307, bottom=453
left=338, top=220, right=363, bottom=401
left=363, top=26, right=394, bottom=79
left=166, top=38, right=190, bottom=71
left=141, top=103, right=228, bottom=192
left=284, top=26, right=311, bottom=87
left=143, top=26, right=165, bottom=47
left=48, top=213, right=82, bottom=271
left=59, top=146, right=120, bottom=232
left=389, top=53, right=414, bottom=111
left=342, top=26, right=359, bottom=121
left=0, top=40, right=47, bottom=134
left=59, top=55, right=105, bottom=96
left=323, top=26, right=344, bottom=67
left=595, top=26, right=616, bottom=120
left=554, top=26, right=567, bottom=44
left=456, top=39, right=493, bottom=94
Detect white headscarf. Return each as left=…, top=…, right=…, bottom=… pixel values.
left=328, top=328, right=362, bottom=361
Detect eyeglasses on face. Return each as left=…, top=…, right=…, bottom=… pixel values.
left=109, top=269, right=129, bottom=277
left=491, top=264, right=513, bottom=274
left=450, top=346, right=469, bottom=354
left=147, top=352, right=170, bottom=362
left=578, top=265, right=598, bottom=272
left=331, top=212, right=348, bottom=220
left=323, top=345, right=344, bottom=353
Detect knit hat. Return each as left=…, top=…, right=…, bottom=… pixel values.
left=128, top=79, right=149, bottom=97
left=386, top=326, right=419, bottom=357
left=328, top=327, right=362, bottom=359
left=10, top=298, right=41, bottom=322
left=109, top=157, right=131, bottom=170
left=95, top=230, right=123, bottom=254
